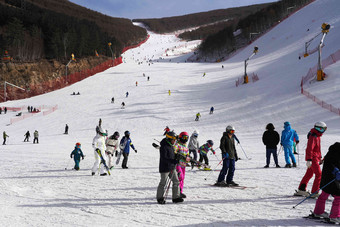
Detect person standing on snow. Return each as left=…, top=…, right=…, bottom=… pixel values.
left=216, top=125, right=239, bottom=187
left=210, top=106, right=214, bottom=114
left=70, top=142, right=84, bottom=170
left=91, top=128, right=108, bottom=176
left=295, top=122, right=327, bottom=197
left=198, top=140, right=215, bottom=170
left=174, top=132, right=190, bottom=199
left=310, top=142, right=340, bottom=224
left=195, top=112, right=201, bottom=121
left=188, top=130, right=199, bottom=161
left=156, top=131, right=183, bottom=204
left=262, top=123, right=280, bottom=168
left=24, top=130, right=30, bottom=142
left=281, top=121, right=299, bottom=168
left=105, top=131, right=120, bottom=169
left=33, top=130, right=39, bottom=144
left=119, top=131, right=137, bottom=169
left=64, top=124, right=69, bottom=135
left=3, top=131, right=9, bottom=145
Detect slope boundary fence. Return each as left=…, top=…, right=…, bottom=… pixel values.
left=300, top=49, right=340, bottom=115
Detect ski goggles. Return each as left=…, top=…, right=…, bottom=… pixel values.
left=315, top=126, right=327, bottom=133
left=166, top=134, right=177, bottom=140
left=229, top=130, right=235, bottom=134
left=181, top=135, right=189, bottom=140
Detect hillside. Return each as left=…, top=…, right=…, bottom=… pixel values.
left=0, top=0, right=340, bottom=226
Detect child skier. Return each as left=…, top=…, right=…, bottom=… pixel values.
left=119, top=131, right=137, bottom=169
left=281, top=121, right=299, bottom=168
left=198, top=140, right=215, bottom=170
left=309, top=142, right=340, bottom=224
left=188, top=130, right=199, bottom=161
left=174, top=132, right=190, bottom=199
left=70, top=142, right=84, bottom=170
left=105, top=131, right=120, bottom=169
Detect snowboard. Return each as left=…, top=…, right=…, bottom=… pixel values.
left=116, top=150, right=123, bottom=165
left=96, top=149, right=111, bottom=175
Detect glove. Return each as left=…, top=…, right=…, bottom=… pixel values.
left=115, top=151, right=118, bottom=157
left=70, top=155, right=72, bottom=159
left=198, top=150, right=200, bottom=154
left=235, top=155, right=238, bottom=162
left=111, top=154, right=113, bottom=157
left=185, top=156, right=191, bottom=162
left=306, top=161, right=312, bottom=168
left=213, top=151, right=216, bottom=155
left=135, top=149, right=137, bottom=153
left=222, top=153, right=229, bottom=159
left=296, top=140, right=299, bottom=145
left=82, top=157, right=84, bottom=160
left=332, top=168, right=340, bottom=181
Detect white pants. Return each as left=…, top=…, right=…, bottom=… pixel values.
left=106, top=151, right=113, bottom=168
left=91, top=149, right=108, bottom=174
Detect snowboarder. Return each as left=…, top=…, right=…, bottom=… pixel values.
left=210, top=106, right=214, bottom=114
left=281, top=121, right=299, bottom=168
left=188, top=130, right=199, bottom=161
left=309, top=142, right=340, bottom=224
left=163, top=126, right=170, bottom=136
left=156, top=131, right=183, bottom=204
left=70, top=142, right=84, bottom=170
left=195, top=112, right=201, bottom=121
left=111, top=97, right=114, bottom=103
left=119, top=131, right=137, bottom=169
left=105, top=131, right=120, bottom=169
left=121, top=102, right=125, bottom=109
left=168, top=90, right=171, bottom=96
left=64, top=124, right=69, bottom=134
left=91, top=127, right=108, bottom=176
left=216, top=125, right=239, bottom=187
left=3, top=131, right=9, bottom=145
left=174, top=132, right=190, bottom=198
left=24, top=130, right=30, bottom=142
left=147, top=76, right=150, bottom=81
left=295, top=122, right=327, bottom=197
left=198, top=140, right=215, bottom=170
left=203, top=72, right=206, bottom=77
left=262, top=123, right=280, bottom=168
left=33, top=130, right=39, bottom=144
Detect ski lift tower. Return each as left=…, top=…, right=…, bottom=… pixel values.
left=4, top=81, right=25, bottom=102
left=317, top=23, right=330, bottom=81
left=65, top=53, right=75, bottom=84
left=244, top=46, right=259, bottom=84
left=108, top=42, right=114, bottom=66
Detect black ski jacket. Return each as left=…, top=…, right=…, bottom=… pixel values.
left=320, top=142, right=340, bottom=196
left=262, top=129, right=280, bottom=149
left=220, top=132, right=238, bottom=160
left=159, top=138, right=177, bottom=173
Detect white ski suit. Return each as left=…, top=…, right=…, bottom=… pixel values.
left=105, top=137, right=119, bottom=168
left=91, top=134, right=108, bottom=175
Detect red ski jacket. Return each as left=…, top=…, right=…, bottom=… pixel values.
left=305, top=128, right=323, bottom=161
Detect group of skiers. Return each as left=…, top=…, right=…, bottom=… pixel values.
left=2, top=130, right=39, bottom=145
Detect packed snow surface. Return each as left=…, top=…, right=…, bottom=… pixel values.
left=1, top=0, right=340, bottom=226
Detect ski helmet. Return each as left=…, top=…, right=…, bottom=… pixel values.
left=98, top=127, right=107, bottom=136
left=113, top=131, right=120, bottom=139
left=207, top=140, right=214, bottom=147
left=226, top=125, right=235, bottom=133
left=314, top=121, right=327, bottom=133
left=124, top=131, right=130, bottom=137
left=178, top=131, right=189, bottom=143
left=166, top=131, right=177, bottom=143
left=192, top=130, right=199, bottom=137
left=75, top=142, right=81, bottom=148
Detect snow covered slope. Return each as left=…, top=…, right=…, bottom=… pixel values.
left=1, top=0, right=340, bottom=226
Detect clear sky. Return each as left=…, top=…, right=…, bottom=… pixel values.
left=69, top=0, right=278, bottom=19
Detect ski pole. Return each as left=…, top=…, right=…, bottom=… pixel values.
left=238, top=143, right=251, bottom=160
left=277, top=145, right=283, bottom=156
left=204, top=157, right=225, bottom=181
left=65, top=158, right=72, bottom=170
left=163, top=169, right=174, bottom=200
left=153, top=138, right=161, bottom=143
left=297, top=144, right=300, bottom=167
left=292, top=178, right=336, bottom=209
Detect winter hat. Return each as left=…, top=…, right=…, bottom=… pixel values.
left=266, top=123, right=275, bottom=130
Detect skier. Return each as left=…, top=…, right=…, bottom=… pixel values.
left=147, top=76, right=150, bottom=81
left=24, top=130, right=30, bottom=142
left=216, top=125, right=239, bottom=187
left=136, top=81, right=138, bottom=86
left=188, top=130, right=199, bottom=161
left=198, top=140, right=215, bottom=170
left=295, top=122, right=327, bottom=197
left=119, top=131, right=137, bottom=169
left=33, top=130, right=39, bottom=144
left=163, top=126, right=170, bottom=136
left=203, top=72, right=206, bottom=77
left=3, top=131, right=9, bottom=145
left=210, top=106, right=214, bottom=114
left=310, top=142, right=340, bottom=224
left=156, top=131, right=183, bottom=204
left=121, top=102, right=125, bottom=109
left=262, top=123, right=280, bottom=168
left=168, top=90, right=171, bottom=96
left=70, top=142, right=84, bottom=170
left=195, top=112, right=201, bottom=121
left=174, top=132, right=190, bottom=198
left=281, top=121, right=299, bottom=168
left=105, top=131, right=120, bottom=169
left=126, top=92, right=129, bottom=97
left=64, top=124, right=69, bottom=134
left=111, top=97, right=114, bottom=103
left=4, top=107, right=7, bottom=114
left=91, top=127, right=108, bottom=176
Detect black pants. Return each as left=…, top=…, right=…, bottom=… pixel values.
left=189, top=149, right=197, bottom=161
left=199, top=153, right=209, bottom=166
left=24, top=136, right=29, bottom=142
left=122, top=152, right=129, bottom=168
left=33, top=138, right=39, bottom=143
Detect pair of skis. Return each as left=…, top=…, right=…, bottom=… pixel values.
left=304, top=211, right=340, bottom=225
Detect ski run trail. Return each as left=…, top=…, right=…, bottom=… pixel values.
left=1, top=0, right=340, bottom=226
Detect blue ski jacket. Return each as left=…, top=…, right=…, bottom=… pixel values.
left=70, top=147, right=84, bottom=160
left=120, top=136, right=135, bottom=154
left=281, top=124, right=299, bottom=147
